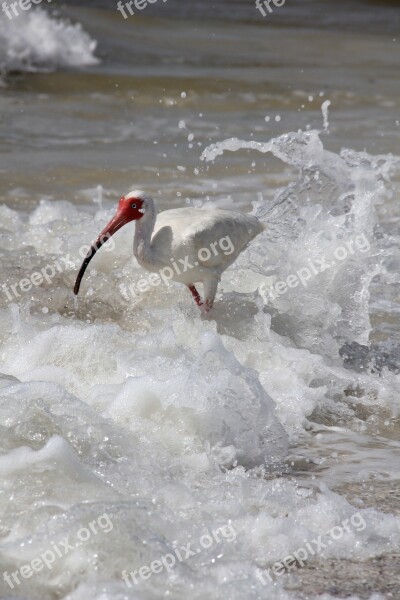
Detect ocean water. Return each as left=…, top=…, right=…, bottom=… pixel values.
left=0, top=1, right=399, bottom=599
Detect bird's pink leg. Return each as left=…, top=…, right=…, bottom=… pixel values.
left=187, top=285, right=203, bottom=307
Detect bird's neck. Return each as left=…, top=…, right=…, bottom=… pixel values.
left=134, top=203, right=157, bottom=266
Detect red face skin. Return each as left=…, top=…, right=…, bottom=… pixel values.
left=116, top=196, right=145, bottom=223
left=73, top=196, right=144, bottom=295
left=97, top=196, right=144, bottom=240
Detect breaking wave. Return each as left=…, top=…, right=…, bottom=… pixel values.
left=0, top=7, right=98, bottom=75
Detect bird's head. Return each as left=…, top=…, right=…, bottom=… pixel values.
left=73, top=190, right=152, bottom=295
left=117, top=190, right=149, bottom=222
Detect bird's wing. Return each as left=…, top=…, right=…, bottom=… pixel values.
left=152, top=208, right=265, bottom=268
left=155, top=208, right=264, bottom=268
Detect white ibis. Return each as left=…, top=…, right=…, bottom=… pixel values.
left=74, top=190, right=266, bottom=312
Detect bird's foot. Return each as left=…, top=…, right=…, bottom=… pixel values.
left=201, top=299, right=214, bottom=314
left=188, top=285, right=214, bottom=313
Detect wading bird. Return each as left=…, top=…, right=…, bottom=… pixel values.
left=74, top=190, right=265, bottom=312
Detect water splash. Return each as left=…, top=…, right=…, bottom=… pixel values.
left=321, top=100, right=331, bottom=132
left=201, top=128, right=399, bottom=358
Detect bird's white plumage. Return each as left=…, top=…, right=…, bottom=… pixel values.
left=153, top=207, right=264, bottom=269
left=131, top=192, right=265, bottom=310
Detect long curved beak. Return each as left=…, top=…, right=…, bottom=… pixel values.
left=74, top=210, right=129, bottom=295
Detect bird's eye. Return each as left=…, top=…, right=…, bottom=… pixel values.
left=131, top=203, right=137, bottom=209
